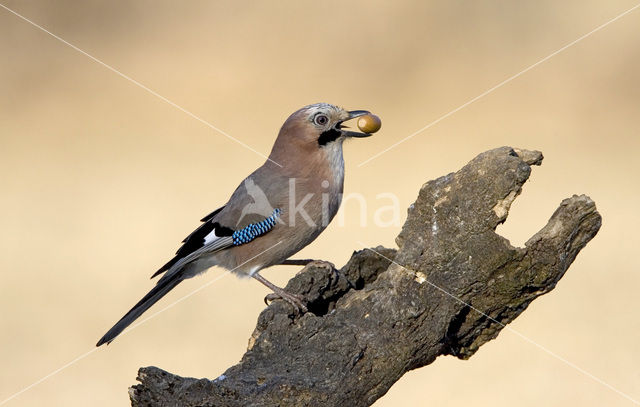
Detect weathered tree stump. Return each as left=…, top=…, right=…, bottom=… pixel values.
left=129, top=147, right=601, bottom=407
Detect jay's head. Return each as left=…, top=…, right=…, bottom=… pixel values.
left=269, top=103, right=372, bottom=161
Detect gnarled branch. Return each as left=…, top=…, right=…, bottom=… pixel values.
left=129, top=147, right=601, bottom=407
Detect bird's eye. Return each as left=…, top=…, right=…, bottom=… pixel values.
left=314, top=114, right=329, bottom=126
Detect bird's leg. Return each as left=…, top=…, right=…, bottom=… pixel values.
left=280, top=259, right=336, bottom=274
left=252, top=272, right=308, bottom=313
left=279, top=259, right=315, bottom=266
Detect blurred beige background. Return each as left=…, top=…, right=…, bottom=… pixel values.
left=1, top=1, right=639, bottom=406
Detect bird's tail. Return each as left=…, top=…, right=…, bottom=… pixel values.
left=96, top=273, right=183, bottom=346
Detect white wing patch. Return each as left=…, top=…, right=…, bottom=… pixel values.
left=203, top=229, right=222, bottom=245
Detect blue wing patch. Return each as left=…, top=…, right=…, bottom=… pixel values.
left=232, top=209, right=281, bottom=246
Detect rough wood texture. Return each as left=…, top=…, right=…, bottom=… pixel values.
left=129, top=147, right=601, bottom=407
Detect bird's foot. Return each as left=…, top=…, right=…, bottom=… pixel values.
left=253, top=272, right=308, bottom=313
left=264, top=289, right=308, bottom=313
left=297, top=259, right=336, bottom=275
left=280, top=259, right=335, bottom=270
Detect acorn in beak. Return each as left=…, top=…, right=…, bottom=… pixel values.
left=338, top=110, right=381, bottom=138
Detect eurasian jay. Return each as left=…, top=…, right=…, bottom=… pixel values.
left=96, top=103, right=375, bottom=346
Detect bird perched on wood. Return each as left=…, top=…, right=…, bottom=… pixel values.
left=96, top=103, right=377, bottom=346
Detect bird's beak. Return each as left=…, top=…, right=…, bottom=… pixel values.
left=338, top=110, right=373, bottom=138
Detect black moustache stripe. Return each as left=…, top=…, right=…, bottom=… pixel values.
left=318, top=128, right=341, bottom=146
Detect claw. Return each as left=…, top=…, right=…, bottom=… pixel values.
left=253, top=272, right=309, bottom=313
left=300, top=260, right=340, bottom=284
left=264, top=290, right=308, bottom=313
left=298, top=260, right=335, bottom=274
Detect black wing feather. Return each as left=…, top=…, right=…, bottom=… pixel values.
left=151, top=206, right=231, bottom=278
left=200, top=206, right=225, bottom=222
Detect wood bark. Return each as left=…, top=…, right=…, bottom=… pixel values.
left=129, top=147, right=601, bottom=406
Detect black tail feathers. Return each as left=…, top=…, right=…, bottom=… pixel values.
left=96, top=274, right=182, bottom=346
